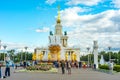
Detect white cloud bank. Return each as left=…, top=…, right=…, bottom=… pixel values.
left=60, top=7, right=120, bottom=51
left=66, top=0, right=103, bottom=6
left=112, top=0, right=120, bottom=8
left=45, top=0, right=56, bottom=5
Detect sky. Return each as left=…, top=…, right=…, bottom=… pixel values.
left=0, top=0, right=120, bottom=52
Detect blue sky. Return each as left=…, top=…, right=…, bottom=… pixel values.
left=0, top=0, right=120, bottom=52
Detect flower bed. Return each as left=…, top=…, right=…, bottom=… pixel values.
left=16, top=68, right=58, bottom=73
left=26, top=63, right=53, bottom=71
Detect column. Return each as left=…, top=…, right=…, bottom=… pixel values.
left=44, top=50, right=48, bottom=61
left=60, top=47, right=65, bottom=60
left=93, top=41, right=98, bottom=69
left=76, top=51, right=80, bottom=62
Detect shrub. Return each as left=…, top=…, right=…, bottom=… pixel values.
left=99, top=64, right=109, bottom=70
left=113, top=65, right=120, bottom=72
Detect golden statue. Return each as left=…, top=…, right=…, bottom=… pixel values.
left=57, top=52, right=60, bottom=61
left=32, top=53, right=36, bottom=60
left=39, top=52, right=43, bottom=61
left=48, top=53, right=51, bottom=61
left=65, top=53, right=68, bottom=61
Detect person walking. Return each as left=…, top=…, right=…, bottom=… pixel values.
left=23, top=61, right=27, bottom=68
left=0, top=64, right=5, bottom=79
left=5, top=60, right=11, bottom=77
left=66, top=61, right=71, bottom=74
left=83, top=62, right=86, bottom=69
left=61, top=60, right=65, bottom=74
left=109, top=61, right=113, bottom=74
left=79, top=62, right=82, bottom=68
left=93, top=64, right=96, bottom=70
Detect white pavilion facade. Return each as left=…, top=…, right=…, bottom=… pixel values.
left=33, top=7, right=80, bottom=62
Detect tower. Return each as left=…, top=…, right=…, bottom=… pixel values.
left=49, top=5, right=68, bottom=47
left=55, top=5, right=62, bottom=36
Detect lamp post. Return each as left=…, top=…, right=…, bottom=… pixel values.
left=3, top=45, right=7, bottom=62
left=89, top=51, right=91, bottom=65
left=87, top=47, right=90, bottom=67
left=21, top=50, right=23, bottom=62
left=24, top=46, right=28, bottom=61
left=108, top=46, right=111, bottom=62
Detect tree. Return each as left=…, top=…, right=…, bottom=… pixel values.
left=118, top=51, right=120, bottom=64
left=0, top=53, right=5, bottom=60
left=7, top=49, right=15, bottom=61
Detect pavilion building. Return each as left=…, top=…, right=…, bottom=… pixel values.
left=33, top=6, right=80, bottom=62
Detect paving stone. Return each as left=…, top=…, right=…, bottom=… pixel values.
left=1, top=67, right=120, bottom=80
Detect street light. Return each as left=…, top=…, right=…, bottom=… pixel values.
left=89, top=51, right=91, bottom=65
left=24, top=46, right=28, bottom=61
left=3, top=45, right=7, bottom=62
left=20, top=50, right=23, bottom=62
left=87, top=47, right=90, bottom=67
left=108, top=46, right=111, bottom=62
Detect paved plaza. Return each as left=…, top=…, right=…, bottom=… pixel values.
left=1, top=67, right=120, bottom=80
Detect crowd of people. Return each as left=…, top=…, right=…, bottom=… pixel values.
left=0, top=59, right=114, bottom=79
left=52, top=60, right=82, bottom=74
left=53, top=60, right=101, bottom=74
left=0, top=60, right=32, bottom=79
left=0, top=60, right=11, bottom=79
left=60, top=60, right=72, bottom=74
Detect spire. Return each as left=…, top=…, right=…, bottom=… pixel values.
left=57, top=5, right=61, bottom=23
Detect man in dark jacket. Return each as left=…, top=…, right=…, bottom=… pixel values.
left=5, top=61, right=10, bottom=77
left=61, top=60, right=65, bottom=74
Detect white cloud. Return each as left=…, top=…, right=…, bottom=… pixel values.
left=66, top=0, right=103, bottom=6
left=60, top=7, right=120, bottom=51
left=0, top=42, right=35, bottom=53
left=36, top=27, right=50, bottom=33
left=112, top=0, right=120, bottom=8
left=61, top=7, right=85, bottom=27
left=45, top=0, right=56, bottom=5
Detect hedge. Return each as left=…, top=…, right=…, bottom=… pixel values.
left=99, top=64, right=120, bottom=72
left=113, top=65, right=120, bottom=72
left=99, top=64, right=109, bottom=70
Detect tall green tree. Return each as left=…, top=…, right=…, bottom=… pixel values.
left=7, top=49, right=15, bottom=61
